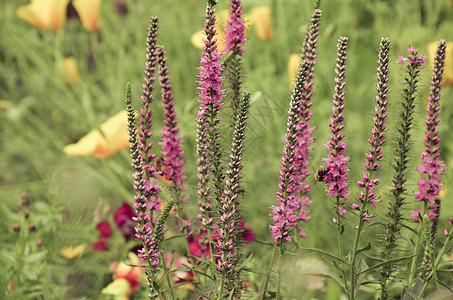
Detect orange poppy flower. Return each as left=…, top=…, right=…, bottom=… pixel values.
left=251, top=6, right=274, bottom=41
left=190, top=9, right=251, bottom=54
left=58, top=57, right=82, bottom=86
left=16, top=0, right=70, bottom=32
left=60, top=245, right=86, bottom=259
left=101, top=278, right=131, bottom=300
left=288, top=53, right=301, bottom=88
left=63, top=110, right=130, bottom=158
left=72, top=0, right=102, bottom=32
left=428, top=41, right=453, bottom=85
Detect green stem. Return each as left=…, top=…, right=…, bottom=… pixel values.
left=418, top=228, right=453, bottom=297
left=260, top=246, right=277, bottom=300
left=349, top=185, right=371, bottom=299
left=218, top=272, right=226, bottom=300
left=335, top=196, right=349, bottom=296
left=408, top=202, right=427, bottom=284
left=276, top=244, right=283, bottom=300
left=160, top=253, right=176, bottom=300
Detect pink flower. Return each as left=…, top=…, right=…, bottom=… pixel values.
left=114, top=203, right=137, bottom=241
left=398, top=56, right=407, bottom=65
left=410, top=209, right=421, bottom=222
left=408, top=46, right=418, bottom=54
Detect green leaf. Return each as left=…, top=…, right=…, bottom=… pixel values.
left=294, top=244, right=347, bottom=264
left=357, top=255, right=415, bottom=275
left=362, top=222, right=383, bottom=233
left=355, top=242, right=371, bottom=255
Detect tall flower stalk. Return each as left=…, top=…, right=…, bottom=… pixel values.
left=125, top=82, right=174, bottom=300
left=268, top=60, right=309, bottom=299
left=323, top=38, right=349, bottom=286
left=293, top=8, right=321, bottom=238
left=224, top=0, right=246, bottom=116
left=380, top=45, right=426, bottom=296
left=217, top=93, right=251, bottom=298
left=349, top=37, right=390, bottom=300
left=196, top=0, right=224, bottom=269
left=408, top=39, right=446, bottom=287
left=157, top=45, right=186, bottom=197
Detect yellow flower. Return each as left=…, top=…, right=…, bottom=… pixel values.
left=72, top=0, right=102, bottom=32
left=58, top=57, right=82, bottom=86
left=101, top=278, right=131, bottom=300
left=428, top=41, right=453, bottom=85
left=288, top=53, right=301, bottom=88
left=251, top=6, right=274, bottom=41
left=159, top=201, right=177, bottom=215
left=60, top=245, right=86, bottom=259
left=64, top=110, right=130, bottom=158
left=16, top=0, right=70, bottom=32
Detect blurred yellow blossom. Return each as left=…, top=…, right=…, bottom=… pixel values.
left=58, top=57, right=82, bottom=86
left=101, top=278, right=131, bottom=300
left=16, top=0, right=70, bottom=32
left=251, top=6, right=273, bottom=41
left=73, top=0, right=102, bottom=32
left=60, top=245, right=86, bottom=259
left=64, top=110, right=130, bottom=158
left=428, top=41, right=453, bottom=85
left=190, top=9, right=251, bottom=53
left=288, top=53, right=301, bottom=88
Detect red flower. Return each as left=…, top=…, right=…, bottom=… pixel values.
left=92, top=221, right=112, bottom=251
left=114, top=202, right=137, bottom=240
left=239, top=221, right=255, bottom=243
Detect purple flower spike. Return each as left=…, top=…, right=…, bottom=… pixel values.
left=198, top=0, right=223, bottom=118
left=157, top=45, right=186, bottom=196
left=269, top=61, right=310, bottom=245
left=225, top=0, right=245, bottom=55
left=291, top=9, right=321, bottom=237
left=415, top=39, right=447, bottom=219
left=196, top=0, right=225, bottom=238
left=354, top=37, right=390, bottom=211
left=323, top=36, right=350, bottom=203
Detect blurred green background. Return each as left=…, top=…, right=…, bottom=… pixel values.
left=1, top=0, right=453, bottom=299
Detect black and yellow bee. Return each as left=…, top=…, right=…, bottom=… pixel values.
left=313, top=166, right=330, bottom=185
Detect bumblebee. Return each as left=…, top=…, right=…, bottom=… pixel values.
left=314, top=166, right=330, bottom=184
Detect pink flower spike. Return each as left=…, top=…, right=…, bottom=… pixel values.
left=415, top=40, right=446, bottom=219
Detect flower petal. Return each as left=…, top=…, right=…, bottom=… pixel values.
left=73, top=0, right=102, bottom=32
left=16, top=0, right=69, bottom=32
left=288, top=53, right=301, bottom=88
left=101, top=278, right=131, bottom=300
left=63, top=129, right=110, bottom=158
left=428, top=41, right=453, bottom=85
left=251, top=6, right=273, bottom=41
left=58, top=57, right=82, bottom=86
left=60, top=245, right=86, bottom=259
